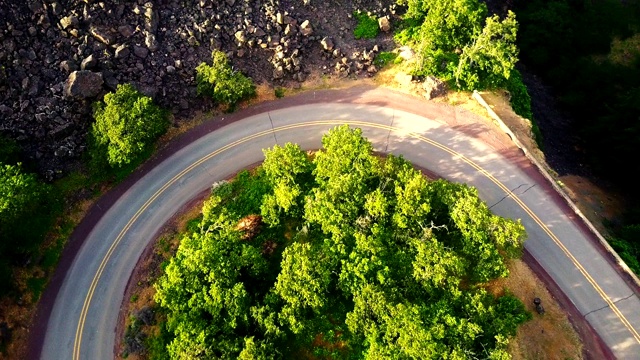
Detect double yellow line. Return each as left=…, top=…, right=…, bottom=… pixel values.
left=72, top=120, right=639, bottom=359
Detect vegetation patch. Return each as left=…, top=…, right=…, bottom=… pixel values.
left=395, top=0, right=519, bottom=90
left=373, top=51, right=399, bottom=68
left=506, top=69, right=543, bottom=149
left=353, top=12, right=380, bottom=40
left=90, top=83, right=169, bottom=174
left=196, top=50, right=256, bottom=110
left=151, top=125, right=531, bottom=358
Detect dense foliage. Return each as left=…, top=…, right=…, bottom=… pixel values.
left=396, top=0, right=520, bottom=90
left=515, top=0, right=640, bottom=270
left=0, top=162, right=54, bottom=294
left=90, top=83, right=168, bottom=168
left=196, top=50, right=256, bottom=108
left=154, top=126, right=530, bottom=359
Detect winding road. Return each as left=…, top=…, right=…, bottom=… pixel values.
left=31, top=87, right=640, bottom=359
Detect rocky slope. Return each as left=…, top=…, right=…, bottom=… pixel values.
left=0, top=0, right=397, bottom=179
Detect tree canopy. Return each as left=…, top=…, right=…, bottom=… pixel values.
left=155, top=125, right=530, bottom=359
left=0, top=163, right=53, bottom=294
left=396, top=0, right=520, bottom=90
left=196, top=50, right=256, bottom=108
left=91, top=83, right=168, bottom=168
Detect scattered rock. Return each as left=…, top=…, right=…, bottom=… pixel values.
left=133, top=45, right=149, bottom=59
left=59, top=15, right=78, bottom=30
left=90, top=26, right=114, bottom=45
left=80, top=54, right=97, bottom=70
left=320, top=37, right=334, bottom=51
left=422, top=76, right=447, bottom=100
left=64, top=71, right=103, bottom=98
left=115, top=44, right=129, bottom=59
left=118, top=25, right=135, bottom=38
left=300, top=20, right=313, bottom=36
left=378, top=16, right=391, bottom=32
left=145, top=32, right=159, bottom=52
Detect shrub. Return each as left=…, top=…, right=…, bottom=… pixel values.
left=374, top=51, right=399, bottom=67
left=91, top=84, right=168, bottom=168
left=507, top=69, right=543, bottom=149
left=196, top=50, right=256, bottom=108
left=353, top=12, right=379, bottom=39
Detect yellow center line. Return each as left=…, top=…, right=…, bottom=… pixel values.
left=72, top=120, right=639, bottom=359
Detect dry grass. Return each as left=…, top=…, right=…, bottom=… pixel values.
left=486, top=260, right=583, bottom=360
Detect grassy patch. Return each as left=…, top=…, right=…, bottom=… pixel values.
left=275, top=87, right=286, bottom=98
left=374, top=51, right=399, bottom=68
left=353, top=12, right=379, bottom=39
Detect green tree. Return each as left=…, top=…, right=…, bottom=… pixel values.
left=154, top=126, right=529, bottom=359
left=0, top=163, right=52, bottom=294
left=91, top=83, right=168, bottom=167
left=456, top=11, right=519, bottom=89
left=396, top=0, right=520, bottom=89
left=196, top=50, right=256, bottom=108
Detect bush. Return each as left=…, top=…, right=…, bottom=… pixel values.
left=507, top=69, right=543, bottom=149
left=196, top=50, right=256, bottom=108
left=374, top=51, right=399, bottom=67
left=91, top=84, right=168, bottom=169
left=353, top=12, right=379, bottom=39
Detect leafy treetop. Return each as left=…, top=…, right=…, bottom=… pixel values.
left=91, top=83, right=168, bottom=168
left=155, top=125, right=529, bottom=359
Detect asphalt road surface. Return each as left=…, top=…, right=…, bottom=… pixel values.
left=36, top=89, right=640, bottom=359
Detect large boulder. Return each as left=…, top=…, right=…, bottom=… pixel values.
left=423, top=76, right=447, bottom=100
left=64, top=71, right=103, bottom=98
left=378, top=16, right=391, bottom=32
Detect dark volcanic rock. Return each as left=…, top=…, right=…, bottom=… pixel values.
left=64, top=71, right=103, bottom=98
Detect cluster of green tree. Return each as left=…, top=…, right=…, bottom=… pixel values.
left=153, top=126, right=530, bottom=359
left=89, top=83, right=169, bottom=179
left=196, top=50, right=256, bottom=110
left=395, top=0, right=520, bottom=90
left=515, top=0, right=640, bottom=272
left=0, top=137, right=57, bottom=295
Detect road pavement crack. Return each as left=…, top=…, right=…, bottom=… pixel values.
left=488, top=184, right=535, bottom=210
left=583, top=293, right=636, bottom=317
left=267, top=112, right=279, bottom=145
left=384, top=110, right=395, bottom=153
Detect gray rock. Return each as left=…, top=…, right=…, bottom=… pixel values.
left=144, top=6, right=159, bottom=33
left=90, top=27, right=114, bottom=45
left=50, top=2, right=61, bottom=16
left=118, top=25, right=135, bottom=37
left=320, top=37, right=334, bottom=51
left=367, top=65, right=378, bottom=74
left=59, top=15, right=78, bottom=30
left=81, top=54, right=97, bottom=70
left=235, top=30, right=246, bottom=43
left=378, top=16, right=391, bottom=32
left=133, top=45, right=149, bottom=59
left=300, top=20, right=312, bottom=36
left=115, top=44, right=129, bottom=59
left=166, top=65, right=175, bottom=73
left=145, top=32, right=159, bottom=52
left=0, top=105, right=13, bottom=117
left=273, top=66, right=284, bottom=79
left=422, top=76, right=447, bottom=100
left=64, top=71, right=103, bottom=98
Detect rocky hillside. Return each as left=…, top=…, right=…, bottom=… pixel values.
left=0, top=0, right=397, bottom=180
